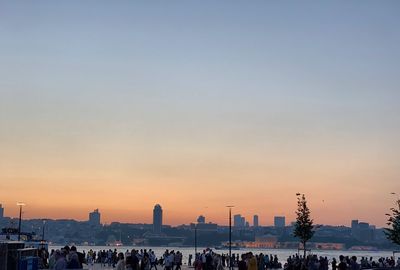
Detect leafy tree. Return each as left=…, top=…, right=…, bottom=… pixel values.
left=293, top=194, right=315, bottom=259
left=385, top=199, right=400, bottom=246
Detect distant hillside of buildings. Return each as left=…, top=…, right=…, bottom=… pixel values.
left=0, top=204, right=396, bottom=250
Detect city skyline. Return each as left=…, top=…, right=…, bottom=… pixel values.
left=1, top=204, right=390, bottom=249
left=1, top=1, right=400, bottom=228
left=0, top=202, right=388, bottom=229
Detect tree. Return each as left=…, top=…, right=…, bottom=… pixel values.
left=385, top=199, right=400, bottom=246
left=293, top=194, right=315, bottom=259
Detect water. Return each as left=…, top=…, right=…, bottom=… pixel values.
left=49, top=245, right=396, bottom=265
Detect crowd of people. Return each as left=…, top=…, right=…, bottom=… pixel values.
left=359, top=256, right=400, bottom=269
left=47, top=246, right=85, bottom=269
left=94, top=248, right=185, bottom=270
left=190, top=251, right=282, bottom=270
left=284, top=254, right=400, bottom=270
left=45, top=247, right=185, bottom=270
left=41, top=246, right=400, bottom=270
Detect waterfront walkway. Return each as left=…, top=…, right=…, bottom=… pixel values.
left=74, top=264, right=196, bottom=270
left=77, top=267, right=400, bottom=270
left=84, top=265, right=195, bottom=270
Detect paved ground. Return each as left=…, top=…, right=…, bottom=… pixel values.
left=82, top=264, right=196, bottom=270
left=39, top=264, right=199, bottom=270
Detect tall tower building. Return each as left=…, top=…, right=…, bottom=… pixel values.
left=234, top=214, right=246, bottom=227
left=153, top=204, right=163, bottom=234
left=274, top=216, right=286, bottom=228
left=0, top=204, right=4, bottom=220
left=253, top=215, right=259, bottom=227
left=89, top=209, right=101, bottom=226
left=351, top=220, right=359, bottom=237
left=351, top=220, right=359, bottom=230
left=234, top=214, right=241, bottom=227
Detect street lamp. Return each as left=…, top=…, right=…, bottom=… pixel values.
left=17, top=202, right=26, bottom=241
left=226, top=205, right=234, bottom=270
left=194, top=223, right=197, bottom=255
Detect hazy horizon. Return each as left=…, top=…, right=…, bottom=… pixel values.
left=1, top=1, right=399, bottom=227
left=0, top=203, right=391, bottom=229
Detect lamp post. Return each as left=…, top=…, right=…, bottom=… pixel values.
left=226, top=205, right=234, bottom=270
left=17, top=202, right=25, bottom=241
left=194, top=223, right=197, bottom=255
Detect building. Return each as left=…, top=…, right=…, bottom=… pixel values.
left=274, top=216, right=285, bottom=228
left=88, top=209, right=101, bottom=226
left=197, top=215, right=205, bottom=224
left=253, top=215, right=259, bottom=227
left=191, top=222, right=218, bottom=232
left=358, top=222, right=375, bottom=242
left=245, top=235, right=278, bottom=248
left=153, top=204, right=163, bottom=234
left=234, top=214, right=241, bottom=227
left=351, top=220, right=359, bottom=235
left=350, top=220, right=375, bottom=242
left=0, top=204, right=3, bottom=220
left=234, top=214, right=245, bottom=228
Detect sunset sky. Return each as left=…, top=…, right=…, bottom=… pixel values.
left=1, top=1, right=399, bottom=227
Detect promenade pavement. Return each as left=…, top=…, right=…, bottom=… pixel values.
left=81, top=264, right=197, bottom=270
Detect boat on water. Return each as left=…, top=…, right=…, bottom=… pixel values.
left=0, top=227, right=49, bottom=270
left=107, top=240, right=124, bottom=247
left=0, top=227, right=48, bottom=251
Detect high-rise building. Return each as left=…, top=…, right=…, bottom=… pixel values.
left=351, top=220, right=358, bottom=233
left=274, top=216, right=285, bottom=228
left=197, top=215, right=206, bottom=223
left=234, top=214, right=245, bottom=228
left=153, top=204, right=163, bottom=234
left=234, top=214, right=241, bottom=227
left=89, top=209, right=101, bottom=226
left=253, top=215, right=259, bottom=227
left=0, top=204, right=4, bottom=220
left=351, top=220, right=375, bottom=242
left=351, top=220, right=359, bottom=228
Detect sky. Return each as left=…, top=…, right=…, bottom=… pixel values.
left=0, top=1, right=399, bottom=227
